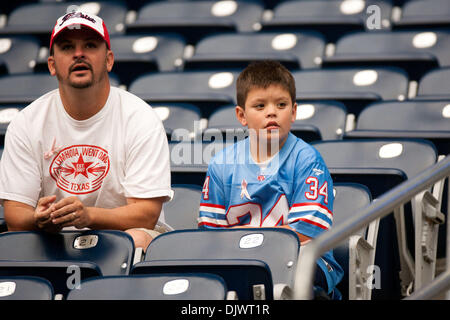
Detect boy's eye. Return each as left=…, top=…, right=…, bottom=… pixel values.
left=254, top=104, right=264, bottom=109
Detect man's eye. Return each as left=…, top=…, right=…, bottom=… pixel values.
left=86, top=42, right=97, bottom=48
left=62, top=45, right=73, bottom=50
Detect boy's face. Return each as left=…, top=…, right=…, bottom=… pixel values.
left=236, top=84, right=297, bottom=147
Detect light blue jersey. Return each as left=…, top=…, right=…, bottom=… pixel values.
left=199, top=133, right=343, bottom=295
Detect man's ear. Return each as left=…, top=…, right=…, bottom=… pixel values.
left=106, top=49, right=114, bottom=72
left=235, top=105, right=247, bottom=127
left=47, top=55, right=56, bottom=76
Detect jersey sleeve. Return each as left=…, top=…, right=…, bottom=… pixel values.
left=198, top=159, right=228, bottom=229
left=288, top=160, right=334, bottom=239
left=0, top=117, right=42, bottom=207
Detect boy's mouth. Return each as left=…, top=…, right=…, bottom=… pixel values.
left=265, top=121, right=280, bottom=130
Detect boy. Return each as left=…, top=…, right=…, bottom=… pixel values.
left=198, top=60, right=343, bottom=299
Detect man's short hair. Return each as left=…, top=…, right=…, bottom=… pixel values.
left=236, top=60, right=296, bottom=108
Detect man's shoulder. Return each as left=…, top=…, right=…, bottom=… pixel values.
left=112, top=86, right=149, bottom=108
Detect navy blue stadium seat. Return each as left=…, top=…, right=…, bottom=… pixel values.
left=0, top=207, right=5, bottom=233
left=323, top=30, right=450, bottom=81
left=292, top=67, right=410, bottom=116
left=0, top=230, right=135, bottom=296
left=132, top=228, right=301, bottom=300
left=416, top=67, right=450, bottom=100
left=0, top=1, right=128, bottom=44
left=128, top=70, right=239, bottom=118
left=183, top=31, right=326, bottom=71
left=0, top=105, right=23, bottom=145
left=162, top=184, right=202, bottom=230
left=345, top=100, right=450, bottom=155
left=312, top=138, right=439, bottom=299
left=0, top=73, right=58, bottom=104
left=126, top=0, right=265, bottom=44
left=332, top=182, right=372, bottom=300
left=393, top=0, right=450, bottom=30
left=66, top=274, right=228, bottom=300
left=110, top=33, right=186, bottom=86
left=0, top=276, right=54, bottom=300
left=151, top=103, right=202, bottom=141
left=168, top=140, right=229, bottom=185
left=262, top=0, right=393, bottom=42
left=0, top=36, right=40, bottom=75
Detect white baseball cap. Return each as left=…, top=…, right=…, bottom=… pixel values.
left=50, top=11, right=110, bottom=50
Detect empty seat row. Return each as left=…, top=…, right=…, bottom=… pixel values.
left=1, top=66, right=449, bottom=115
left=4, top=28, right=450, bottom=86
left=2, top=0, right=449, bottom=44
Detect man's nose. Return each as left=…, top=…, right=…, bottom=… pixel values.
left=73, top=44, right=86, bottom=59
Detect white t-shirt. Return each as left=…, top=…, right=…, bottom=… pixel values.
left=0, top=86, right=173, bottom=212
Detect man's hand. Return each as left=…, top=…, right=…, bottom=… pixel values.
left=34, top=195, right=61, bottom=233
left=49, top=196, right=91, bottom=229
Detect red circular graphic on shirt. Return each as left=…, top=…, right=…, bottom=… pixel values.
left=49, top=145, right=110, bottom=195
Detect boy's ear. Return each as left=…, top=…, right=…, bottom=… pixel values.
left=235, top=105, right=247, bottom=126
left=291, top=102, right=298, bottom=123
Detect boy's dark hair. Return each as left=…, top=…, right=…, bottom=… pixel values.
left=236, top=60, right=296, bottom=108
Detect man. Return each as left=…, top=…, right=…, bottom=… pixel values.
left=0, top=11, right=173, bottom=250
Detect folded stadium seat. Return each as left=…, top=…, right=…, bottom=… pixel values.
left=183, top=31, right=326, bottom=71
left=393, top=0, right=450, bottom=30
left=323, top=30, right=450, bottom=81
left=126, top=0, right=265, bottom=44
left=128, top=70, right=239, bottom=118
left=67, top=274, right=229, bottom=300
left=132, top=228, right=301, bottom=300
left=151, top=103, right=202, bottom=141
left=109, top=33, right=186, bottom=86
left=292, top=67, right=410, bottom=117
left=168, top=140, right=229, bottom=185
left=261, top=0, right=393, bottom=42
left=416, top=67, right=450, bottom=100
left=0, top=35, right=40, bottom=75
left=345, top=100, right=450, bottom=156
left=205, top=100, right=348, bottom=143
left=0, top=73, right=58, bottom=104
left=332, top=183, right=375, bottom=300
left=0, top=230, right=135, bottom=297
left=345, top=99, right=450, bottom=264
left=0, top=276, right=54, bottom=300
left=0, top=104, right=24, bottom=145
left=162, top=184, right=202, bottom=230
left=312, top=139, right=441, bottom=299
left=0, top=1, right=128, bottom=44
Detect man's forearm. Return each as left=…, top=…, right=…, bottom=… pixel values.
left=86, top=200, right=161, bottom=231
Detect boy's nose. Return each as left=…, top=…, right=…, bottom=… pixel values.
left=266, top=104, right=277, bottom=116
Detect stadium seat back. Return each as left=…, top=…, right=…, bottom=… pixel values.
left=0, top=276, right=54, bottom=300
left=66, top=274, right=228, bottom=300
